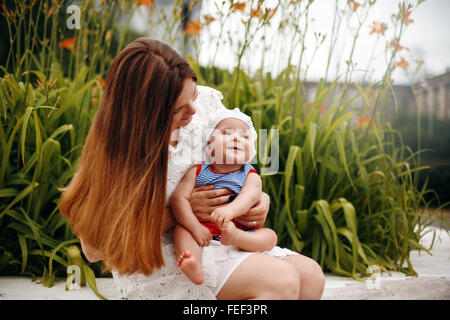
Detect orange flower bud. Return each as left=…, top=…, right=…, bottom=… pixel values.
left=184, top=20, right=202, bottom=36
left=58, top=37, right=77, bottom=50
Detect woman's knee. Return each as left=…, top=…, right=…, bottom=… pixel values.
left=217, top=254, right=300, bottom=300
left=301, top=258, right=326, bottom=299
left=284, top=255, right=326, bottom=299
left=269, top=260, right=300, bottom=300
left=309, top=259, right=326, bottom=294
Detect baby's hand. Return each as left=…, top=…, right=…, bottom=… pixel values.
left=192, top=224, right=212, bottom=246
left=211, top=207, right=234, bottom=229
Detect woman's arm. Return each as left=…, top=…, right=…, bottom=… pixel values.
left=210, top=173, right=262, bottom=228
left=190, top=187, right=270, bottom=229
left=170, top=167, right=206, bottom=233
left=162, top=206, right=177, bottom=232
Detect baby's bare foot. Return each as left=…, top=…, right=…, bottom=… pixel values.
left=220, top=221, right=239, bottom=246
left=176, top=251, right=203, bottom=285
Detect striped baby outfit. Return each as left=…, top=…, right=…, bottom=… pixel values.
left=195, top=163, right=258, bottom=238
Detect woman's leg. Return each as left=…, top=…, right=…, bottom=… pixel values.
left=283, top=254, right=326, bottom=300
left=173, top=225, right=204, bottom=285
left=216, top=253, right=300, bottom=300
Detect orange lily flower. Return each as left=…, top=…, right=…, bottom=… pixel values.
left=1, top=4, right=12, bottom=20
left=251, top=7, right=263, bottom=18
left=369, top=21, right=387, bottom=36
left=348, top=0, right=361, bottom=12
left=203, top=15, right=216, bottom=25
left=403, top=10, right=414, bottom=26
left=135, top=0, right=153, bottom=7
left=391, top=40, right=409, bottom=52
left=232, top=2, right=246, bottom=13
left=58, top=37, right=77, bottom=50
left=357, top=116, right=371, bottom=129
left=184, top=20, right=202, bottom=35
left=95, top=76, right=106, bottom=88
left=395, top=57, right=409, bottom=70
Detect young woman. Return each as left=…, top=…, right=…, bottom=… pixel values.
left=59, top=38, right=325, bottom=300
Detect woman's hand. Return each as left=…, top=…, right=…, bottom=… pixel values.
left=190, top=185, right=270, bottom=229
left=190, top=185, right=234, bottom=221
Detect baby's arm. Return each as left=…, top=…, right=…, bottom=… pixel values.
left=170, top=166, right=212, bottom=246
left=211, top=172, right=262, bottom=228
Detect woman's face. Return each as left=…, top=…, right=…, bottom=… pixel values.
left=171, top=78, right=198, bottom=133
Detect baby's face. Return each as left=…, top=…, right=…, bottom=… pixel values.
left=207, top=118, right=252, bottom=165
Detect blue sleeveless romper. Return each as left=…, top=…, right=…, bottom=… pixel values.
left=195, top=163, right=258, bottom=240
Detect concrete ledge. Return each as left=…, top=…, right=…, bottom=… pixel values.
left=1, top=226, right=449, bottom=300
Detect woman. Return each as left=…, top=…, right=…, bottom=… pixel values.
left=59, top=38, right=325, bottom=300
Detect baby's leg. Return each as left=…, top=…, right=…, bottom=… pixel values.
left=221, top=222, right=278, bottom=252
left=174, top=225, right=204, bottom=285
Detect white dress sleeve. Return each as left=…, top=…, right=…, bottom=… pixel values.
left=192, top=85, right=227, bottom=128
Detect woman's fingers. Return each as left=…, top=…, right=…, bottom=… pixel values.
left=190, top=187, right=234, bottom=221
left=193, top=185, right=214, bottom=193
left=203, top=188, right=234, bottom=199
left=235, top=203, right=266, bottom=227
left=210, top=194, right=232, bottom=206
left=234, top=216, right=263, bottom=229
left=210, top=210, right=217, bottom=221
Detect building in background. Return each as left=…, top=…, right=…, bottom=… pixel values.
left=301, top=70, right=450, bottom=124
left=415, top=70, right=450, bottom=120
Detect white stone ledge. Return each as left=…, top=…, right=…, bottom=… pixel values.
left=1, top=226, right=448, bottom=300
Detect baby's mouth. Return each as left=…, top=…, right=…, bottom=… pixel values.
left=228, top=146, right=242, bottom=151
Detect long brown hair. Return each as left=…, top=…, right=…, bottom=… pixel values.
left=59, top=38, right=197, bottom=275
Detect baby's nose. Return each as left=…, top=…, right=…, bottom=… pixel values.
left=232, top=132, right=241, bottom=141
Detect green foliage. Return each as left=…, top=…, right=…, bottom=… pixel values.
left=0, top=64, right=106, bottom=298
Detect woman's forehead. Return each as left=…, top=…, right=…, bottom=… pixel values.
left=174, top=78, right=197, bottom=108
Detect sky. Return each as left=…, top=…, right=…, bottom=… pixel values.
left=132, top=0, right=450, bottom=85
left=399, top=0, right=450, bottom=78
left=302, top=0, right=450, bottom=83
left=198, top=0, right=450, bottom=85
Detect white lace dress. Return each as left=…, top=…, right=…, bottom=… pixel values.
left=111, top=86, right=299, bottom=300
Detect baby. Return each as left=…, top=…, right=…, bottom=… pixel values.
left=170, top=108, right=277, bottom=285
